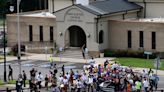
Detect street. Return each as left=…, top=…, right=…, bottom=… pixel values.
left=0, top=56, right=164, bottom=91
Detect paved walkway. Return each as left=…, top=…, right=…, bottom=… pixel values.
left=0, top=53, right=164, bottom=76
left=0, top=53, right=164, bottom=91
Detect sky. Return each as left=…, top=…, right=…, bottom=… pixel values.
left=76, top=0, right=89, bottom=5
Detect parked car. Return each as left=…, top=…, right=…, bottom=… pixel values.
left=99, top=80, right=115, bottom=92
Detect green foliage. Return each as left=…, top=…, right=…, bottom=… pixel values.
left=0, top=0, right=10, bottom=14
left=11, top=44, right=25, bottom=56
left=0, top=0, right=7, bottom=8
left=0, top=19, right=3, bottom=26
left=54, top=42, right=57, bottom=50
left=50, top=48, right=54, bottom=53
left=104, top=49, right=157, bottom=59
left=8, top=80, right=29, bottom=84
left=8, top=80, right=16, bottom=84
left=115, top=57, right=164, bottom=70
left=0, top=35, right=7, bottom=47
left=0, top=80, right=4, bottom=85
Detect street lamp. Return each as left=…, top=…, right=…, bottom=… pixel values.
left=3, top=2, right=14, bottom=82
left=17, top=0, right=21, bottom=75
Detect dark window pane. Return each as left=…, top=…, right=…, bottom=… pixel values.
left=152, top=32, right=156, bottom=49
left=40, top=26, right=43, bottom=42
left=128, top=31, right=132, bottom=48
left=99, top=30, right=103, bottom=44
left=29, top=25, right=33, bottom=42
left=50, top=26, right=53, bottom=42
left=139, top=31, right=144, bottom=47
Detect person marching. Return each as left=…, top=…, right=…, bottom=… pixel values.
left=49, top=55, right=54, bottom=69
left=22, top=70, right=27, bottom=87
left=81, top=44, right=86, bottom=59
left=8, top=65, right=13, bottom=81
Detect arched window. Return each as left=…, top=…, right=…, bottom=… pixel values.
left=99, top=30, right=103, bottom=44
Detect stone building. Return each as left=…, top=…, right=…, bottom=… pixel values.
left=6, top=0, right=164, bottom=56
left=7, top=11, right=56, bottom=53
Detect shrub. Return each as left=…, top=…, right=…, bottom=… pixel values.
left=8, top=80, right=29, bottom=84
left=104, top=49, right=157, bottom=59
left=11, top=44, right=25, bottom=56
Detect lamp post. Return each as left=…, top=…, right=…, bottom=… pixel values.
left=17, top=0, right=21, bottom=75
left=3, top=8, right=7, bottom=82
left=3, top=2, right=14, bottom=82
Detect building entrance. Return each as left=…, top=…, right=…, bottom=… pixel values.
left=67, top=26, right=86, bottom=47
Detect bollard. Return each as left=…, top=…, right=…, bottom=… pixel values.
left=6, top=87, right=11, bottom=92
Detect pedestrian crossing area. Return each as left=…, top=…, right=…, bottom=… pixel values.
left=0, top=59, right=84, bottom=69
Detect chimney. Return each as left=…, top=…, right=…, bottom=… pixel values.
left=76, top=0, right=89, bottom=5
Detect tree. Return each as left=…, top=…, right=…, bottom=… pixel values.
left=11, top=0, right=48, bottom=12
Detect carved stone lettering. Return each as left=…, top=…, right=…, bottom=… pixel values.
left=66, top=8, right=84, bottom=22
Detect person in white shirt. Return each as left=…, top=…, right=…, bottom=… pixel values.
left=36, top=72, right=43, bottom=89
left=143, top=78, right=149, bottom=92
left=142, top=70, right=148, bottom=78
left=63, top=76, right=68, bottom=92
left=88, top=75, right=94, bottom=92
left=81, top=73, right=88, bottom=86
left=88, top=57, right=95, bottom=65
left=111, top=62, right=118, bottom=70
left=59, top=75, right=63, bottom=84
left=76, top=79, right=82, bottom=92
left=66, top=72, right=70, bottom=81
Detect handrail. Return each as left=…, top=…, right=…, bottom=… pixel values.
left=81, top=44, right=85, bottom=50
left=63, top=43, right=70, bottom=51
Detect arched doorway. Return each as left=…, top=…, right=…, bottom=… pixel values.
left=67, top=25, right=86, bottom=47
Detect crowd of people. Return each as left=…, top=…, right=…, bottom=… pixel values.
left=56, top=60, right=159, bottom=92
left=8, top=58, right=160, bottom=92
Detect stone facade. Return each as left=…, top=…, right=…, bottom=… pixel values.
left=108, top=19, right=164, bottom=52
left=6, top=0, right=164, bottom=56
left=7, top=12, right=56, bottom=53
left=128, top=0, right=164, bottom=18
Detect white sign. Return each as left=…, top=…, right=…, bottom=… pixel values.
left=144, top=51, right=152, bottom=55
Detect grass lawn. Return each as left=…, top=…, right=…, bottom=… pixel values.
left=115, top=57, right=164, bottom=70
left=8, top=80, right=29, bottom=84
left=0, top=19, right=3, bottom=26
left=0, top=80, right=4, bottom=85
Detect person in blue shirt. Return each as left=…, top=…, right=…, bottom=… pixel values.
left=154, top=74, right=159, bottom=90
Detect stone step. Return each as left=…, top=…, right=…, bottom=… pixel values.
left=57, top=48, right=90, bottom=59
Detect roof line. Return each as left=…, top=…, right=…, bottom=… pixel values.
left=53, top=4, right=100, bottom=16
left=53, top=4, right=74, bottom=14
left=102, top=8, right=142, bottom=16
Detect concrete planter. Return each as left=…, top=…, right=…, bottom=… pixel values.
left=100, top=53, right=104, bottom=58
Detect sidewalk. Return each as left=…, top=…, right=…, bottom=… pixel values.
left=0, top=53, right=164, bottom=91
left=0, top=53, right=164, bottom=76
